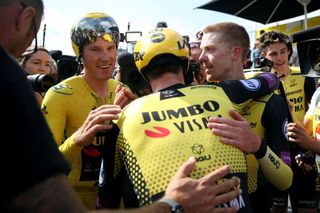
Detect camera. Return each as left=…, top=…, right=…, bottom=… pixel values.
left=50, top=50, right=79, bottom=82
left=117, top=51, right=150, bottom=97
left=27, top=73, right=57, bottom=93
left=56, top=55, right=79, bottom=82
left=253, top=57, right=274, bottom=72
left=297, top=151, right=315, bottom=166
left=290, top=25, right=320, bottom=77
left=185, top=61, right=201, bottom=85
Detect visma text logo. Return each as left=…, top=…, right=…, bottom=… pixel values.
left=144, top=126, right=170, bottom=138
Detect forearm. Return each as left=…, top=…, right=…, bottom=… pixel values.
left=302, top=138, right=320, bottom=154
left=91, top=202, right=170, bottom=213
left=4, top=174, right=87, bottom=213
left=221, top=72, right=278, bottom=104
left=58, top=134, right=83, bottom=162
left=255, top=144, right=293, bottom=191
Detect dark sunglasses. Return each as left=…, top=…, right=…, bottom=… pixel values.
left=20, top=2, right=38, bottom=57
left=196, top=31, right=203, bottom=40
left=190, top=42, right=201, bottom=49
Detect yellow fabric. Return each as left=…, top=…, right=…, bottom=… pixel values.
left=281, top=67, right=306, bottom=123
left=237, top=93, right=271, bottom=193
left=41, top=75, right=122, bottom=209
left=258, top=146, right=293, bottom=191
left=116, top=85, right=249, bottom=208
left=244, top=71, right=292, bottom=193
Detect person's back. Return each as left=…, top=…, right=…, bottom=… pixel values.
left=107, top=27, right=256, bottom=212
left=116, top=84, right=250, bottom=210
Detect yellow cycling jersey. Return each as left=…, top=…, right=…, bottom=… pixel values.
left=307, top=87, right=320, bottom=143
left=282, top=67, right=307, bottom=123
left=247, top=68, right=307, bottom=122
left=41, top=75, right=123, bottom=209
left=243, top=72, right=292, bottom=194
left=115, top=84, right=251, bottom=212
left=238, top=94, right=272, bottom=193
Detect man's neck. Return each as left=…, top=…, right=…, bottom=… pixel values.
left=271, top=66, right=290, bottom=81
left=215, top=67, right=245, bottom=82
left=82, top=73, right=109, bottom=98
left=150, top=73, right=185, bottom=92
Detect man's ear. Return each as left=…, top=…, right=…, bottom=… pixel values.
left=232, top=46, right=242, bottom=60
left=16, top=6, right=35, bottom=32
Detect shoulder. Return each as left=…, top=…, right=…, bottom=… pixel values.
left=262, top=94, right=288, bottom=117
left=244, top=71, right=264, bottom=79
left=49, top=76, right=82, bottom=96
left=267, top=93, right=287, bottom=106
left=290, top=66, right=301, bottom=74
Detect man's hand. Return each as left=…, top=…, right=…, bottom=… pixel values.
left=287, top=122, right=314, bottom=149
left=73, top=105, right=121, bottom=147
left=208, top=110, right=261, bottom=153
left=164, top=157, right=240, bottom=213
left=114, top=85, right=137, bottom=108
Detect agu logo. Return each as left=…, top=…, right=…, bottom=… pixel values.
left=145, top=126, right=170, bottom=138
left=191, top=144, right=205, bottom=155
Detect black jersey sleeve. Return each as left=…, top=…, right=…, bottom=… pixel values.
left=97, top=124, right=124, bottom=209
left=304, top=76, right=316, bottom=104
left=219, top=73, right=279, bottom=104
left=259, top=94, right=293, bottom=191
left=261, top=94, right=290, bottom=156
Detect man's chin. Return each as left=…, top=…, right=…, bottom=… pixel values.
left=206, top=75, right=216, bottom=83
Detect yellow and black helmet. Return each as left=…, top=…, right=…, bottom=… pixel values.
left=71, top=12, right=120, bottom=57
left=134, top=27, right=189, bottom=80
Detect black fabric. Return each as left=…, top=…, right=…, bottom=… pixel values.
left=260, top=94, right=290, bottom=155
left=97, top=124, right=124, bottom=209
left=304, top=76, right=316, bottom=104
left=0, top=46, right=70, bottom=205
left=253, top=141, right=268, bottom=159
left=249, top=182, right=272, bottom=213
left=218, top=74, right=278, bottom=104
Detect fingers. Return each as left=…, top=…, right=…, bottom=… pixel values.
left=114, top=87, right=136, bottom=107
left=115, top=96, right=128, bottom=108
left=208, top=117, right=236, bottom=138
left=208, top=111, right=246, bottom=126
left=208, top=116, right=236, bottom=126
left=200, top=165, right=231, bottom=185
left=115, top=84, right=122, bottom=94
left=123, top=89, right=137, bottom=100
left=87, top=109, right=120, bottom=126
left=212, top=208, right=239, bottom=213
left=83, top=105, right=121, bottom=133
left=213, top=190, right=241, bottom=212
left=91, top=105, right=121, bottom=117
left=228, top=110, right=246, bottom=121
left=219, top=137, right=239, bottom=148
left=172, top=157, right=197, bottom=179
left=210, top=125, right=231, bottom=138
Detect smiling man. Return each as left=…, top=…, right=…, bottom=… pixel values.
left=41, top=12, right=136, bottom=209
